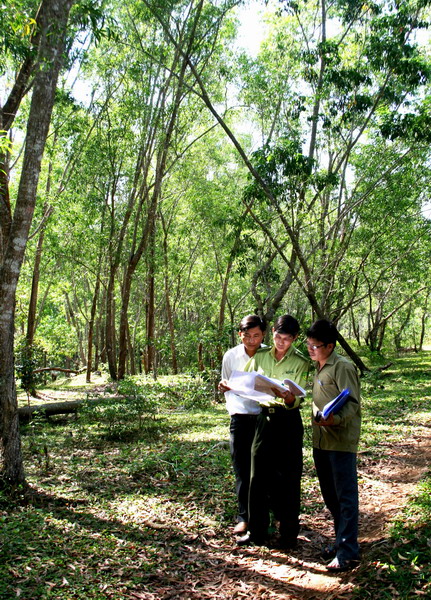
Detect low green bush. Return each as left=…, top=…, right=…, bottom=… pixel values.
left=79, top=374, right=216, bottom=440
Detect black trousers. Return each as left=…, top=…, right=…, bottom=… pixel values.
left=248, top=408, right=303, bottom=541
left=229, top=414, right=258, bottom=523
left=313, top=448, right=360, bottom=561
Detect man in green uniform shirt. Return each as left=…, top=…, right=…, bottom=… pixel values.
left=237, top=315, right=309, bottom=549
left=306, top=319, right=361, bottom=572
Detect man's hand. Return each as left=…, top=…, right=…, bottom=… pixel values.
left=218, top=379, right=231, bottom=393
left=272, top=387, right=295, bottom=405
left=315, top=413, right=335, bottom=426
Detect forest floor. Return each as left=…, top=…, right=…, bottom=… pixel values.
left=3, top=353, right=431, bottom=599
left=217, top=424, right=431, bottom=600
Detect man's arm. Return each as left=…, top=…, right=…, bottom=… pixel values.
left=219, top=349, right=234, bottom=392
left=316, top=362, right=360, bottom=426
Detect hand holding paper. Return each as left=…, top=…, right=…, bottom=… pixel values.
left=227, top=370, right=306, bottom=402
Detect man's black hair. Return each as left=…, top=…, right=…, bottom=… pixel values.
left=306, top=319, right=338, bottom=346
left=238, top=314, right=266, bottom=332
left=273, top=314, right=300, bottom=336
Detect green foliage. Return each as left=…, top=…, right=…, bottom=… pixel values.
left=80, top=380, right=159, bottom=441
left=8, top=0, right=431, bottom=381
left=79, top=375, right=215, bottom=440
left=380, top=109, right=431, bottom=142
left=15, top=341, right=46, bottom=395
left=69, top=0, right=119, bottom=45
left=0, top=0, right=37, bottom=69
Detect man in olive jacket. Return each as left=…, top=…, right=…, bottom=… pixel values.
left=306, top=319, right=361, bottom=572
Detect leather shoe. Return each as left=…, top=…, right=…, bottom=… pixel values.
left=233, top=522, right=248, bottom=535
left=236, top=533, right=266, bottom=547
left=321, top=544, right=337, bottom=560
left=270, top=537, right=297, bottom=550
left=326, top=557, right=359, bottom=572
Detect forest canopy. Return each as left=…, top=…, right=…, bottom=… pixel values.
left=1, top=0, right=431, bottom=483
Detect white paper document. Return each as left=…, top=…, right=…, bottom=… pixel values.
left=227, top=370, right=306, bottom=401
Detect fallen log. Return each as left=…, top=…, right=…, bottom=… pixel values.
left=32, top=367, right=84, bottom=375
left=18, top=400, right=83, bottom=421
left=18, top=396, right=118, bottom=422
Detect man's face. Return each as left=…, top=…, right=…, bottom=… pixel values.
left=272, top=329, right=297, bottom=355
left=239, top=326, right=264, bottom=352
left=306, top=337, right=334, bottom=365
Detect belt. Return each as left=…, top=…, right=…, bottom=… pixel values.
left=261, top=405, right=299, bottom=416
left=261, top=405, right=285, bottom=415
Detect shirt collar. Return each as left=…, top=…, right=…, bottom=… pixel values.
left=316, top=349, right=338, bottom=370
left=270, top=344, right=294, bottom=363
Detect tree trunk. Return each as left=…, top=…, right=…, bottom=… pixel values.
left=146, top=242, right=156, bottom=375
left=161, top=217, right=178, bottom=374
left=65, top=292, right=86, bottom=366
left=26, top=206, right=50, bottom=347
left=86, top=275, right=101, bottom=383
left=0, top=0, right=74, bottom=486
left=127, top=320, right=136, bottom=375
left=394, top=305, right=411, bottom=352
left=164, top=274, right=178, bottom=374
left=419, top=292, right=429, bottom=351
left=105, top=267, right=118, bottom=380
left=198, top=342, right=205, bottom=372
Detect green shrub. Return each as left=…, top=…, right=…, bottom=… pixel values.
left=78, top=374, right=215, bottom=440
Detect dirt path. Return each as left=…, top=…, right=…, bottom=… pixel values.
left=139, top=423, right=431, bottom=600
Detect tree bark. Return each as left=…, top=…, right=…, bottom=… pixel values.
left=159, top=211, right=178, bottom=373
left=145, top=239, right=156, bottom=375
left=26, top=206, right=49, bottom=347
left=0, top=0, right=74, bottom=486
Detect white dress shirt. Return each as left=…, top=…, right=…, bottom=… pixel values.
left=221, top=344, right=261, bottom=416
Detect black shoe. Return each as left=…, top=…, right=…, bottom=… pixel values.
left=321, top=544, right=337, bottom=560
left=326, top=557, right=359, bottom=572
left=236, top=533, right=266, bottom=547
left=271, top=537, right=297, bottom=550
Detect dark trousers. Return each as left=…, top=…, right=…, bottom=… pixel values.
left=229, top=414, right=258, bottom=523
left=248, top=408, right=303, bottom=541
left=313, top=448, right=360, bottom=561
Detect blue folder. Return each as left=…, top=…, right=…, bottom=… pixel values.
left=317, top=388, right=351, bottom=421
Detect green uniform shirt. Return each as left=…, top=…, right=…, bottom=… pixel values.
left=244, top=345, right=309, bottom=409
left=311, top=351, right=361, bottom=452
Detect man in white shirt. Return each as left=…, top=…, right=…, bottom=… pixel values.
left=219, top=315, right=266, bottom=535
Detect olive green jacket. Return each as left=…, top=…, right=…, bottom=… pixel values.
left=244, top=345, right=309, bottom=409
left=311, top=351, right=361, bottom=453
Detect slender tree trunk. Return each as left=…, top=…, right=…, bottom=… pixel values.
left=419, top=292, right=429, bottom=351
left=65, top=292, right=86, bottom=366
left=198, top=342, right=205, bottom=371
left=105, top=267, right=118, bottom=380
left=26, top=207, right=49, bottom=347
left=146, top=240, right=156, bottom=375
left=376, top=321, right=387, bottom=353
left=161, top=219, right=178, bottom=374
left=216, top=230, right=244, bottom=363
left=98, top=283, right=106, bottom=365
left=86, top=276, right=101, bottom=383
left=0, top=0, right=74, bottom=486
left=394, top=306, right=411, bottom=352
left=127, top=321, right=136, bottom=375
left=350, top=307, right=361, bottom=346
left=164, top=274, right=178, bottom=374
